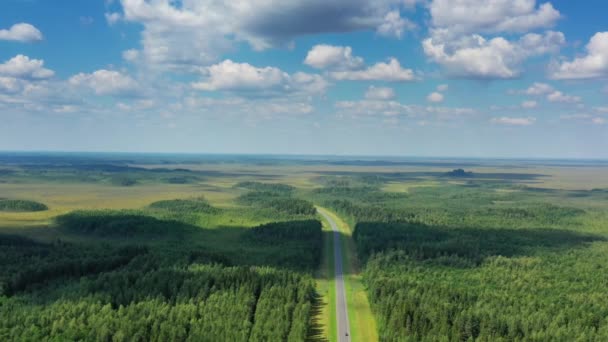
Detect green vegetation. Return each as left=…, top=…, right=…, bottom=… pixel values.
left=318, top=175, right=608, bottom=341
left=237, top=182, right=316, bottom=216
left=149, top=197, right=220, bottom=214
left=1, top=213, right=322, bottom=341
left=235, top=181, right=295, bottom=194
left=2, top=153, right=608, bottom=341
left=245, top=220, right=322, bottom=271
left=0, top=199, right=48, bottom=212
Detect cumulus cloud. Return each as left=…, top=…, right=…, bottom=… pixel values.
left=304, top=45, right=415, bottom=81
left=330, top=58, right=415, bottom=81
left=521, top=100, right=538, bottom=108
left=424, top=1, right=563, bottom=80
left=429, top=0, right=560, bottom=36
left=427, top=92, right=444, bottom=103
left=69, top=70, right=139, bottom=96
left=592, top=117, right=606, bottom=125
left=547, top=90, right=581, bottom=103
left=304, top=45, right=364, bottom=70
left=0, top=23, right=43, bottom=42
left=365, top=86, right=395, bottom=100
left=423, top=31, right=565, bottom=79
left=376, top=10, right=416, bottom=39
left=115, top=0, right=417, bottom=70
left=524, top=82, right=554, bottom=95
left=192, top=60, right=327, bottom=96
left=550, top=32, right=608, bottom=80
left=492, top=116, right=536, bottom=126
left=437, top=84, right=449, bottom=92
left=0, top=55, right=54, bottom=80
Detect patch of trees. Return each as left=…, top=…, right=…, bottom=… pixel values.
left=54, top=210, right=191, bottom=236
left=445, top=168, right=473, bottom=177
left=236, top=182, right=316, bottom=216
left=163, top=175, right=201, bottom=184
left=0, top=199, right=48, bottom=212
left=149, top=198, right=220, bottom=214
left=238, top=193, right=316, bottom=216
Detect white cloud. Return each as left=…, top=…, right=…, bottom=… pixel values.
left=424, top=1, right=563, bottom=80
left=69, top=70, right=139, bottom=96
left=423, top=31, right=564, bottom=79
left=377, top=10, right=416, bottom=39
left=547, top=90, right=581, bottom=103
left=560, top=113, right=591, bottom=120
left=594, top=107, right=608, bottom=114
left=550, top=32, right=608, bottom=80
left=0, top=77, right=24, bottom=94
left=521, top=100, right=538, bottom=109
left=330, top=58, right=415, bottom=82
left=116, top=0, right=417, bottom=70
left=427, top=92, right=444, bottom=103
left=492, top=116, right=536, bottom=126
left=122, top=49, right=139, bottom=62
left=192, top=60, right=327, bottom=96
left=365, top=86, right=395, bottom=100
left=429, top=0, right=560, bottom=35
left=183, top=96, right=316, bottom=120
left=562, top=113, right=608, bottom=125
left=0, top=23, right=43, bottom=42
left=0, top=55, right=54, bottom=80
left=105, top=12, right=122, bottom=25
left=304, top=45, right=364, bottom=70
left=335, top=100, right=475, bottom=120
left=436, top=84, right=448, bottom=92
left=524, top=82, right=554, bottom=95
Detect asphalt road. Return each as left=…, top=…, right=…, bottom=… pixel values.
left=319, top=209, right=351, bottom=342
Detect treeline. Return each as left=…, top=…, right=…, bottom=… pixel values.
left=324, top=198, right=585, bottom=228
left=149, top=198, right=220, bottom=215
left=236, top=182, right=316, bottom=216
left=235, top=181, right=295, bottom=194
left=0, top=199, right=48, bottom=212
left=54, top=210, right=193, bottom=236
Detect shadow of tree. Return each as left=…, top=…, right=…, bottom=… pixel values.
left=354, top=221, right=604, bottom=268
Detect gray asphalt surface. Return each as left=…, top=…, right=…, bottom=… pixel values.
left=319, top=209, right=351, bottom=342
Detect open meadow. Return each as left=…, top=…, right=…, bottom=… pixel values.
left=1, top=152, right=608, bottom=341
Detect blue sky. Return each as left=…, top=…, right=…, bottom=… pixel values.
left=0, top=0, right=607, bottom=158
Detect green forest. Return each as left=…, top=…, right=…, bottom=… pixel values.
left=0, top=183, right=323, bottom=341
left=317, top=176, right=608, bottom=341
